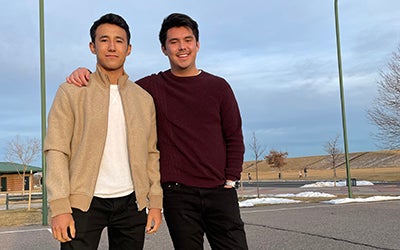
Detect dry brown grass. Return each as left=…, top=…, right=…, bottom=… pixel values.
left=242, top=150, right=400, bottom=181
left=0, top=208, right=42, bottom=227
left=242, top=166, right=400, bottom=182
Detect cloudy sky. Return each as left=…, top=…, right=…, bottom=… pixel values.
left=1, top=1, right=400, bottom=165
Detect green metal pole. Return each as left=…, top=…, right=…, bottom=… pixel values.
left=334, top=0, right=352, bottom=198
left=39, top=0, right=48, bottom=225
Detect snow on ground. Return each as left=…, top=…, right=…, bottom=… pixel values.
left=239, top=180, right=400, bottom=207
left=272, top=192, right=336, bottom=198
left=240, top=197, right=301, bottom=207
left=301, top=180, right=374, bottom=188
left=322, top=196, right=400, bottom=204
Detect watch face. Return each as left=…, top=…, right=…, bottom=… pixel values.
left=226, top=181, right=240, bottom=188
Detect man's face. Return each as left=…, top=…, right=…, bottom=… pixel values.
left=162, top=26, right=200, bottom=76
left=90, top=23, right=131, bottom=73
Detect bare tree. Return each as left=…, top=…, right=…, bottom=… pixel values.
left=265, top=149, right=288, bottom=180
left=248, top=132, right=265, bottom=198
left=324, top=134, right=343, bottom=187
left=368, top=46, right=400, bottom=149
left=4, top=135, right=41, bottom=194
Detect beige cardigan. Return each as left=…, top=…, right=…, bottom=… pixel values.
left=44, top=67, right=162, bottom=217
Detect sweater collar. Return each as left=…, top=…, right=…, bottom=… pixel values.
left=165, top=69, right=204, bottom=79
left=92, top=65, right=130, bottom=89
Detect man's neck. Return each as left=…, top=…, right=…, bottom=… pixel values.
left=98, top=66, right=124, bottom=84
left=171, top=67, right=200, bottom=77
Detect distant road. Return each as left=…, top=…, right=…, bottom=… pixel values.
left=241, top=180, right=400, bottom=188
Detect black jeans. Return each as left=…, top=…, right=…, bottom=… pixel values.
left=162, top=183, right=248, bottom=250
left=61, top=192, right=147, bottom=250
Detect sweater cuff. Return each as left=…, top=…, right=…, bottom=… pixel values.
left=49, top=198, right=73, bottom=217
left=226, top=174, right=240, bottom=181
left=148, top=194, right=163, bottom=209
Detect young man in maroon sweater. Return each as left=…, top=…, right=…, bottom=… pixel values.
left=67, top=13, right=248, bottom=250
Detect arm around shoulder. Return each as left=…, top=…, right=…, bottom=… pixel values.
left=66, top=67, right=92, bottom=86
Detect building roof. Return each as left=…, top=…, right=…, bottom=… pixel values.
left=0, top=162, right=42, bottom=174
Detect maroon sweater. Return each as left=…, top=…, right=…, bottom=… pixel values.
left=136, top=70, right=244, bottom=188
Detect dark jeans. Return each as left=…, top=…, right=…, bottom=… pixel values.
left=162, top=183, right=248, bottom=250
left=61, top=192, right=147, bottom=250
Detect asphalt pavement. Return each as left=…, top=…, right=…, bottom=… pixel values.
left=1, top=182, right=399, bottom=249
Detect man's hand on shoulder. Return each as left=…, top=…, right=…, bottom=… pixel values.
left=66, top=67, right=91, bottom=87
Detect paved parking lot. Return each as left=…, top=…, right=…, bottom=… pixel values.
left=1, top=183, right=399, bottom=249
left=1, top=199, right=399, bottom=250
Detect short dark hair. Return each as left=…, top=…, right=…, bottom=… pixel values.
left=90, top=13, right=131, bottom=44
left=159, top=13, right=199, bottom=47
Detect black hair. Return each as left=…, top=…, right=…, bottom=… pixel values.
left=159, top=13, right=199, bottom=47
left=90, top=13, right=131, bottom=44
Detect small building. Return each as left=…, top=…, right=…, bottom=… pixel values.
left=0, top=162, right=42, bottom=192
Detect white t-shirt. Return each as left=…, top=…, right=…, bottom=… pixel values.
left=94, top=85, right=134, bottom=198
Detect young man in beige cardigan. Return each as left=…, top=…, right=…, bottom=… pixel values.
left=44, top=13, right=162, bottom=249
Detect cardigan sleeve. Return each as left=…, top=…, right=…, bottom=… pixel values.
left=146, top=102, right=163, bottom=209
left=44, top=86, right=74, bottom=216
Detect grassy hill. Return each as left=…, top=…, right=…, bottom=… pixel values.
left=242, top=150, right=400, bottom=181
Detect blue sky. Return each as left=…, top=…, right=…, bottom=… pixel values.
left=1, top=1, right=400, bottom=166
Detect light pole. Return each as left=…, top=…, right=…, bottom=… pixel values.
left=334, top=0, right=352, bottom=198
left=39, top=0, right=48, bottom=225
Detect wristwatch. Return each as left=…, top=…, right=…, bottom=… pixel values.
left=225, top=180, right=240, bottom=189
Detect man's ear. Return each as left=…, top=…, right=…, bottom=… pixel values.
left=126, top=44, right=132, bottom=56
left=161, top=45, right=168, bottom=56
left=89, top=42, right=96, bottom=55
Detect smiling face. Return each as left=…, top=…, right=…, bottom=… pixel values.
left=89, top=23, right=132, bottom=78
left=162, top=26, right=200, bottom=77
